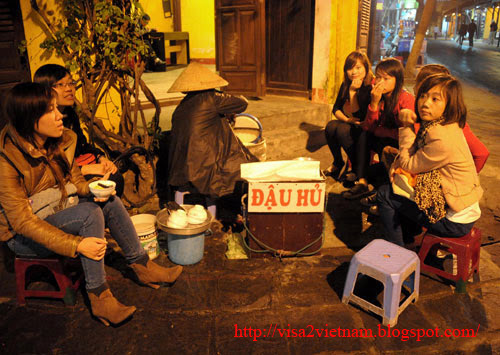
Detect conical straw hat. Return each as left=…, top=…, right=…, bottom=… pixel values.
left=168, top=62, right=229, bottom=93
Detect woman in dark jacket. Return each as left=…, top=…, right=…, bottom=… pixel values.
left=324, top=51, right=373, bottom=180
left=167, top=63, right=256, bottom=209
left=33, top=64, right=125, bottom=197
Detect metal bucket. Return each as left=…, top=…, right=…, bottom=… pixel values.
left=156, top=206, right=213, bottom=265
left=233, top=113, right=267, bottom=161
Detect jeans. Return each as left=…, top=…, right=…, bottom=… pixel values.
left=7, top=196, right=146, bottom=290
left=324, top=120, right=363, bottom=174
left=376, top=184, right=475, bottom=246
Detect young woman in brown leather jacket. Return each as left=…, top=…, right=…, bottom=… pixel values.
left=0, top=83, right=182, bottom=326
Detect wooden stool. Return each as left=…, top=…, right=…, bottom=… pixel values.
left=418, top=227, right=481, bottom=286
left=15, top=257, right=82, bottom=305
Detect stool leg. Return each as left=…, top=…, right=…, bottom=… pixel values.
left=207, top=204, right=216, bottom=219
left=342, top=262, right=360, bottom=304
left=174, top=190, right=190, bottom=205
left=50, top=260, right=77, bottom=305
left=456, top=246, right=469, bottom=283
left=383, top=275, right=402, bottom=327
left=15, top=259, right=28, bottom=306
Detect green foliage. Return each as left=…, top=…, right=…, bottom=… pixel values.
left=40, top=0, right=151, bottom=74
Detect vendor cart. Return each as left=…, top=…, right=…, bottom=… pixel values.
left=240, top=160, right=326, bottom=258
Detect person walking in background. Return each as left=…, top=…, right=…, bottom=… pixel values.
left=489, top=20, right=497, bottom=45
left=434, top=25, right=439, bottom=40
left=458, top=22, right=468, bottom=46
left=468, top=19, right=477, bottom=47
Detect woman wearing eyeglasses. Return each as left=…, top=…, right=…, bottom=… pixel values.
left=33, top=64, right=124, bottom=196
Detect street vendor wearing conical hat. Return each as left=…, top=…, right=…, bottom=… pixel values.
left=167, top=62, right=257, bottom=211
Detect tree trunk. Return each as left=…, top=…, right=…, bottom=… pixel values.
left=405, top=0, right=436, bottom=77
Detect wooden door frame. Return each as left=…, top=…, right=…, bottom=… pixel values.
left=215, top=0, right=266, bottom=97
left=264, top=0, right=315, bottom=99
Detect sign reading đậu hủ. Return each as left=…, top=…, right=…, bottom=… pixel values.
left=248, top=182, right=326, bottom=213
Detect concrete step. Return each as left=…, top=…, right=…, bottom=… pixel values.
left=245, top=96, right=331, bottom=161
left=247, top=95, right=330, bottom=131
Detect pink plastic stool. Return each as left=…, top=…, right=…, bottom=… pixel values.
left=15, top=257, right=82, bottom=305
left=418, top=227, right=481, bottom=284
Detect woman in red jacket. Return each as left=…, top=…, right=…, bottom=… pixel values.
left=343, top=58, right=415, bottom=199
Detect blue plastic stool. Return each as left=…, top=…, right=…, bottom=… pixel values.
left=174, top=189, right=216, bottom=218
left=342, top=239, right=420, bottom=327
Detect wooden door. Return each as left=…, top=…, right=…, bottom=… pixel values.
left=0, top=1, right=30, bottom=94
left=215, top=0, right=266, bottom=97
left=0, top=1, right=30, bottom=128
left=265, top=0, right=314, bottom=98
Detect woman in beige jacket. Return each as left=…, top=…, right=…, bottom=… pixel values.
left=0, top=83, right=182, bottom=326
left=376, top=74, right=483, bottom=246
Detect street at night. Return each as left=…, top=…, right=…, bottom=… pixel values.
left=426, top=38, right=500, bottom=95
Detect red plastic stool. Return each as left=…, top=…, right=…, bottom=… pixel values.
left=15, top=257, right=83, bottom=305
left=418, top=227, right=481, bottom=284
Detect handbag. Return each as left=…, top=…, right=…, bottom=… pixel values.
left=392, top=167, right=416, bottom=201
left=29, top=183, right=79, bottom=220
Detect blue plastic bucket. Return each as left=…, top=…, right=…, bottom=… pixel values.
left=167, top=232, right=205, bottom=265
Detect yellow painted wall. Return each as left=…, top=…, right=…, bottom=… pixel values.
left=327, top=1, right=359, bottom=104
left=181, top=0, right=215, bottom=59
left=140, top=0, right=174, bottom=32
left=19, top=0, right=121, bottom=132
left=20, top=0, right=63, bottom=76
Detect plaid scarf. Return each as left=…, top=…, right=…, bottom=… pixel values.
left=414, top=119, right=447, bottom=223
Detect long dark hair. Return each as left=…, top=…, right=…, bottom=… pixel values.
left=340, top=51, right=374, bottom=101
left=5, top=83, right=55, bottom=145
left=416, top=74, right=467, bottom=128
left=4, top=82, right=71, bottom=184
left=33, top=64, right=69, bottom=88
left=375, top=58, right=404, bottom=126
left=33, top=64, right=79, bottom=130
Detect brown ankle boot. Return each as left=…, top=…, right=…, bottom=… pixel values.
left=130, top=260, right=183, bottom=289
left=88, top=289, right=136, bottom=326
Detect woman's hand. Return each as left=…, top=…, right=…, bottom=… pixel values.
left=76, top=237, right=107, bottom=261
left=93, top=190, right=116, bottom=203
left=81, top=164, right=106, bottom=176
left=98, top=157, right=118, bottom=174
left=389, top=156, right=401, bottom=183
left=399, top=109, right=417, bottom=127
left=347, top=117, right=361, bottom=125
left=80, top=161, right=117, bottom=177
left=350, top=78, right=363, bottom=91
left=370, top=80, right=385, bottom=110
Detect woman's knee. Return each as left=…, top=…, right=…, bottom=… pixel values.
left=80, top=202, right=105, bottom=229
left=325, top=120, right=340, bottom=138
left=376, top=184, right=392, bottom=205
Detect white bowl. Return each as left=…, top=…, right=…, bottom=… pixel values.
left=89, top=180, right=116, bottom=198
